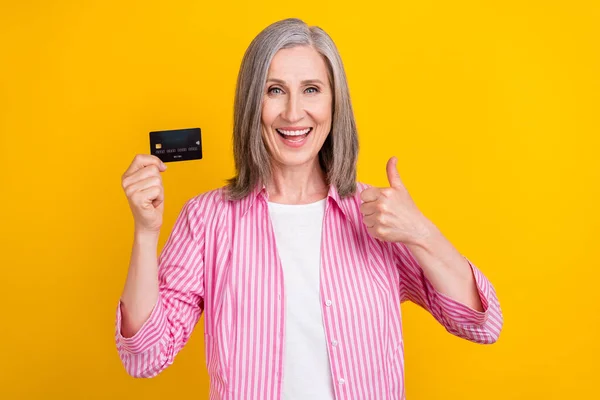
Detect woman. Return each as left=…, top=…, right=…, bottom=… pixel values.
left=116, top=18, right=503, bottom=400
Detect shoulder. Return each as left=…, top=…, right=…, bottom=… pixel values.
left=189, top=186, right=228, bottom=206
left=356, top=181, right=373, bottom=193
left=180, top=186, right=229, bottom=222
left=181, top=182, right=377, bottom=220
left=331, top=181, right=375, bottom=222
left=340, top=181, right=373, bottom=205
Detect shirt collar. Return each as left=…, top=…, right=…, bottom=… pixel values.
left=239, top=182, right=352, bottom=221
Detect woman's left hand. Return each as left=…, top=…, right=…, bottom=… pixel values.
left=360, top=157, right=434, bottom=245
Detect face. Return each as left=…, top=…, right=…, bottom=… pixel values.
left=261, top=45, right=333, bottom=170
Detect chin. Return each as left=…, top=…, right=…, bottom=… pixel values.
left=276, top=151, right=318, bottom=167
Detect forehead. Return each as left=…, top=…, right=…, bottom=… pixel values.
left=267, top=46, right=329, bottom=81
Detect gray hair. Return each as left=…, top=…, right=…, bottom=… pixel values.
left=225, top=18, right=359, bottom=200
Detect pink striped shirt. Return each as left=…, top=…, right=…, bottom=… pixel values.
left=115, top=182, right=503, bottom=399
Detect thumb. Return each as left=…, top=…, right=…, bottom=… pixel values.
left=386, top=156, right=404, bottom=188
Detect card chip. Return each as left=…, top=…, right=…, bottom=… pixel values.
left=155, top=143, right=162, bottom=149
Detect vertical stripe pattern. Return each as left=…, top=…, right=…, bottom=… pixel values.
left=115, top=183, right=504, bottom=399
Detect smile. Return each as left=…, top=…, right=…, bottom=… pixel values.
left=275, top=127, right=313, bottom=147
left=276, top=127, right=312, bottom=142
left=276, top=127, right=312, bottom=136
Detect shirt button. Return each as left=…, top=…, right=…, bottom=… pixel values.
left=325, top=299, right=332, bottom=307
left=332, top=340, right=338, bottom=347
left=339, top=378, right=345, bottom=385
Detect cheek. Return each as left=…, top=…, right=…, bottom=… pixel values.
left=310, top=98, right=333, bottom=126
left=261, top=99, right=280, bottom=127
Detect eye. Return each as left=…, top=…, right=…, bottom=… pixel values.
left=305, top=86, right=319, bottom=94
left=268, top=86, right=284, bottom=95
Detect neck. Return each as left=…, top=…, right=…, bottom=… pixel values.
left=266, top=158, right=328, bottom=204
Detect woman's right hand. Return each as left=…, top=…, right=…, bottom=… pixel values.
left=121, top=154, right=168, bottom=234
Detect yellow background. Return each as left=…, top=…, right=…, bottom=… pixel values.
left=1, top=1, right=598, bottom=399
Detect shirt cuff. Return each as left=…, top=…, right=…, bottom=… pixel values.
left=432, top=257, right=490, bottom=326
left=115, top=298, right=167, bottom=355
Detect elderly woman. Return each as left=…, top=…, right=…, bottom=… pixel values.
left=116, top=18, right=503, bottom=400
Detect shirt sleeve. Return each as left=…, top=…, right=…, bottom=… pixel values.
left=393, top=242, right=503, bottom=344
left=114, top=197, right=206, bottom=378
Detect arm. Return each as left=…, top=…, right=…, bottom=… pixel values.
left=405, top=221, right=484, bottom=311
left=360, top=157, right=503, bottom=343
left=115, top=198, right=205, bottom=377
left=119, top=230, right=160, bottom=339
left=393, top=230, right=503, bottom=344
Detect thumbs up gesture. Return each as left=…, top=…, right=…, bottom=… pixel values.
left=360, top=157, right=432, bottom=244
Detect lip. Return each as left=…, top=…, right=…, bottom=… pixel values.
left=276, top=127, right=312, bottom=148
left=277, top=126, right=312, bottom=131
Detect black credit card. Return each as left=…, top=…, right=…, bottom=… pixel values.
left=149, top=128, right=202, bottom=163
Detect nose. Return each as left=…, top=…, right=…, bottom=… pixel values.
left=282, top=92, right=305, bottom=122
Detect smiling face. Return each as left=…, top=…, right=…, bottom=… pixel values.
left=261, top=45, right=333, bottom=170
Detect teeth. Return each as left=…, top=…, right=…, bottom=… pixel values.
left=276, top=128, right=311, bottom=136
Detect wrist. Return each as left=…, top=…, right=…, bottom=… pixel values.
left=134, top=229, right=160, bottom=245
left=407, top=218, right=440, bottom=251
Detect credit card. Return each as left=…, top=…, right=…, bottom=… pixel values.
left=149, top=128, right=202, bottom=163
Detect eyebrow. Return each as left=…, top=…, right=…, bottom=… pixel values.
left=266, top=78, right=326, bottom=86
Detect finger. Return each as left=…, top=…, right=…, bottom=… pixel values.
left=123, top=154, right=166, bottom=179
left=143, top=185, right=164, bottom=208
left=132, top=185, right=163, bottom=210
left=360, top=187, right=381, bottom=203
left=367, top=225, right=388, bottom=241
left=359, top=201, right=378, bottom=217
left=363, top=214, right=376, bottom=228
left=366, top=225, right=381, bottom=239
left=122, top=164, right=162, bottom=191
left=386, top=156, right=404, bottom=189
left=366, top=226, right=378, bottom=239
left=125, top=176, right=162, bottom=199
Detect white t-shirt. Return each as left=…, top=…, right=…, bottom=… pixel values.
left=267, top=198, right=335, bottom=400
